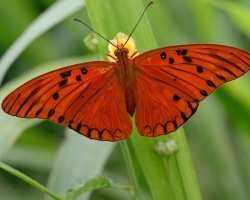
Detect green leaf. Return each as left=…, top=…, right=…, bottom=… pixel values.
left=66, top=176, right=133, bottom=200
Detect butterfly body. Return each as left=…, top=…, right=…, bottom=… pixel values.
left=2, top=33, right=250, bottom=141
left=110, top=43, right=137, bottom=116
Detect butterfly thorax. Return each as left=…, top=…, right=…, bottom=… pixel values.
left=108, top=32, right=139, bottom=116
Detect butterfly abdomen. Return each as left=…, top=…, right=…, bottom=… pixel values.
left=125, top=87, right=136, bottom=116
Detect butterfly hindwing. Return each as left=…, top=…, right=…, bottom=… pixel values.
left=66, top=75, right=132, bottom=141
left=2, top=61, right=132, bottom=141
left=135, top=71, right=199, bottom=137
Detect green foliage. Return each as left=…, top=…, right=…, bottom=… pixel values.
left=66, top=176, right=134, bottom=200
left=0, top=0, right=250, bottom=200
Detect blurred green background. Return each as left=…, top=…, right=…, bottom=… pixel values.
left=0, top=0, right=250, bottom=199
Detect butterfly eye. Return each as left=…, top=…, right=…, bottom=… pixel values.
left=114, top=49, right=120, bottom=56
left=124, top=48, right=129, bottom=54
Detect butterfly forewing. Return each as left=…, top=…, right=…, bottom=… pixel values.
left=133, top=44, right=250, bottom=136
left=3, top=62, right=110, bottom=117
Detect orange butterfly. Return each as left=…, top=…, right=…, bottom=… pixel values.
left=2, top=32, right=250, bottom=141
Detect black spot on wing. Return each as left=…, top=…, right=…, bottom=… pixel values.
left=48, top=108, right=55, bottom=118
left=81, top=68, right=88, bottom=74
left=197, top=66, right=203, bottom=73
left=60, top=70, right=71, bottom=78
left=169, top=57, right=175, bottom=64
left=183, top=56, right=192, bottom=63
left=176, top=49, right=187, bottom=55
left=53, top=92, right=59, bottom=100
left=206, top=80, right=216, bottom=88
left=216, top=74, right=227, bottom=81
left=173, top=94, right=181, bottom=101
left=160, top=52, right=167, bottom=60
left=58, top=115, right=65, bottom=123
left=36, top=108, right=43, bottom=117
left=200, top=90, right=208, bottom=96
left=59, top=79, right=67, bottom=87
left=76, top=75, right=82, bottom=81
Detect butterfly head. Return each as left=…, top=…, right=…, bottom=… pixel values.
left=108, top=32, right=139, bottom=62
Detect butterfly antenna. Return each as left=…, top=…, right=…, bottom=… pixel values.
left=124, top=1, right=154, bottom=47
left=73, top=18, right=118, bottom=48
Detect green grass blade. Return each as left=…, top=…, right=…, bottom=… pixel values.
left=0, top=162, right=64, bottom=200
left=0, top=0, right=84, bottom=84
left=85, top=0, right=201, bottom=199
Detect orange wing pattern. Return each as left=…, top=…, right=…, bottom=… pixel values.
left=134, top=44, right=250, bottom=137
left=2, top=61, right=132, bottom=141
left=2, top=43, right=250, bottom=141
